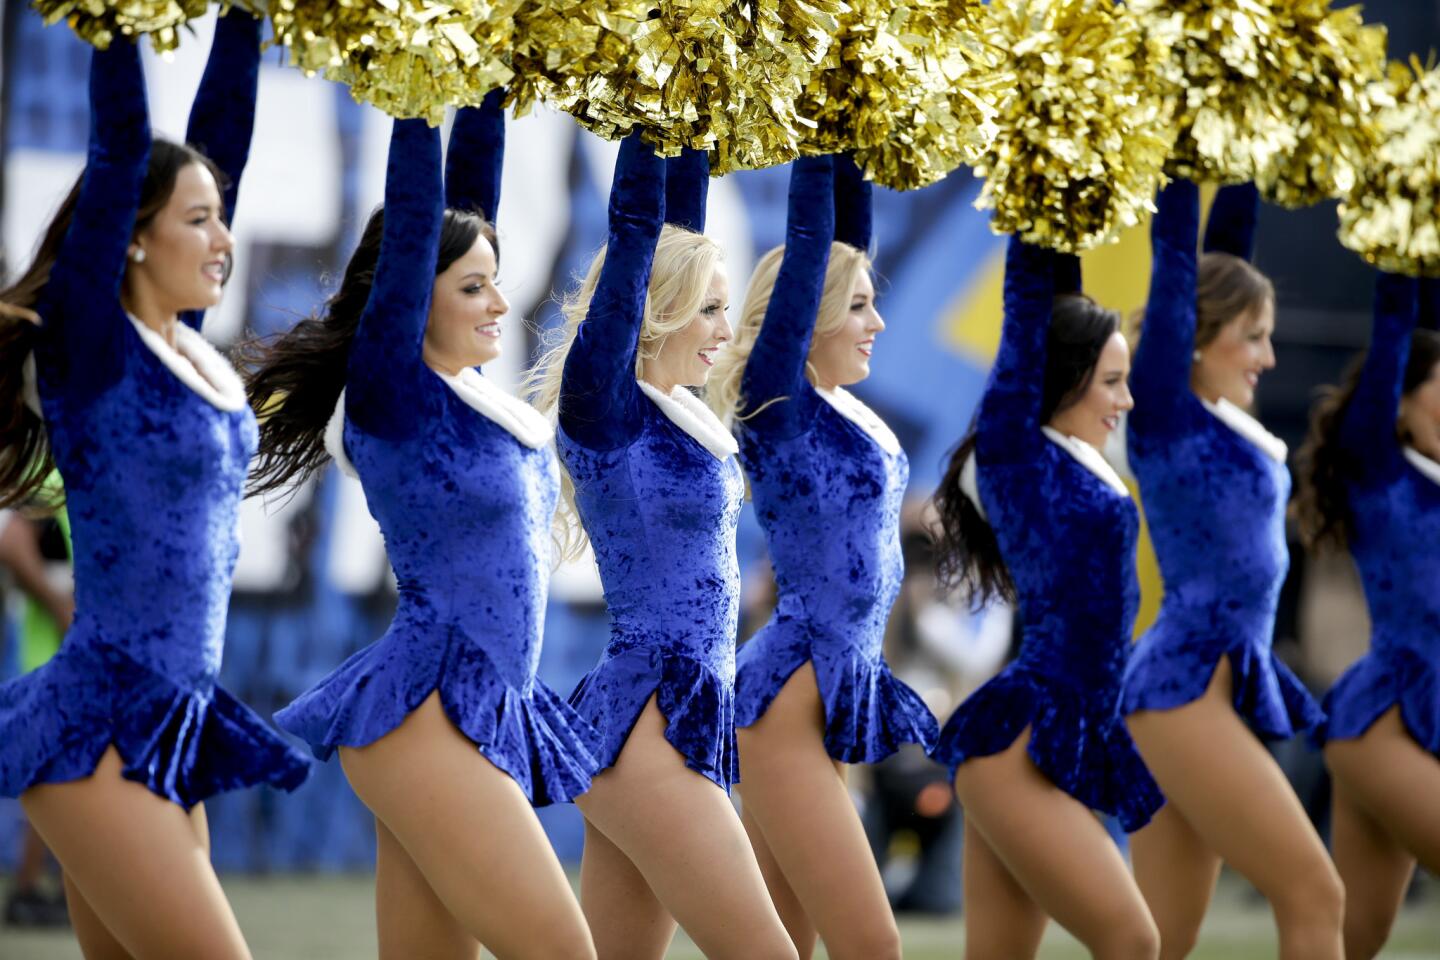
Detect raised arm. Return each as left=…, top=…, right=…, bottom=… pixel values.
left=975, top=236, right=1054, bottom=466
left=181, top=7, right=263, bottom=330
left=832, top=153, right=871, bottom=253
left=1130, top=179, right=1200, bottom=430
left=1337, top=272, right=1419, bottom=469
left=1421, top=278, right=1438, bottom=332
left=1202, top=182, right=1259, bottom=261
left=444, top=88, right=505, bottom=222
left=740, top=155, right=835, bottom=436
left=664, top=147, right=708, bottom=232
left=41, top=41, right=151, bottom=398
left=558, top=133, right=665, bottom=449
left=345, top=119, right=444, bottom=441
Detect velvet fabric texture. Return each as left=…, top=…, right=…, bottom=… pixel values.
left=734, top=156, right=938, bottom=762
left=931, top=238, right=1163, bottom=832
left=664, top=147, right=709, bottom=232
left=1123, top=181, right=1323, bottom=740
left=273, top=121, right=600, bottom=806
left=559, top=135, right=745, bottom=791
left=1314, top=275, right=1440, bottom=753
left=0, top=43, right=309, bottom=809
left=444, top=88, right=505, bottom=223
left=1201, top=181, right=1260, bottom=260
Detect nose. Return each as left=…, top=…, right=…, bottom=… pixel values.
left=869, top=308, right=885, bottom=333
left=714, top=318, right=731, bottom=344
left=212, top=218, right=234, bottom=254
left=491, top=287, right=510, bottom=317
left=1260, top=337, right=1277, bottom=370
left=1119, top=382, right=1135, bottom=412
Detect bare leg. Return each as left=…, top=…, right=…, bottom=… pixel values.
left=736, top=664, right=901, bottom=960
left=576, top=696, right=797, bottom=960
left=339, top=692, right=594, bottom=960
left=60, top=875, right=132, bottom=960
left=740, top=806, right=817, bottom=960
left=578, top=817, right=677, bottom=960
left=1127, top=658, right=1344, bottom=960
left=1130, top=803, right=1224, bottom=959
left=954, top=728, right=1159, bottom=960
left=21, top=746, right=252, bottom=960
left=13, top=823, right=52, bottom=891
left=1328, top=778, right=1414, bottom=960
left=372, top=819, right=478, bottom=960
left=959, top=817, right=1048, bottom=960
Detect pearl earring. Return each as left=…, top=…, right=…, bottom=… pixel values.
left=1192, top=350, right=1202, bottom=362
left=130, top=248, right=146, bottom=264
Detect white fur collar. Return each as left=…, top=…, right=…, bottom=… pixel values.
left=128, top=315, right=247, bottom=412
left=1041, top=426, right=1132, bottom=498
left=440, top=368, right=552, bottom=449
left=1201, top=396, right=1288, bottom=463
left=1403, top=446, right=1440, bottom=487
left=815, top=385, right=901, bottom=456
left=636, top=379, right=738, bottom=460
left=324, top=389, right=359, bottom=479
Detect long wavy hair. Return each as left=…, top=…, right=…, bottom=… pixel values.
left=1294, top=328, right=1440, bottom=551
left=932, top=294, right=1122, bottom=608
left=706, top=240, right=870, bottom=425
left=1128, top=252, right=1275, bottom=354
left=523, top=224, right=723, bottom=561
left=0, top=139, right=223, bottom=509
left=242, top=206, right=492, bottom=497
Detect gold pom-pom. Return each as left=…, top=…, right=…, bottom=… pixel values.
left=269, top=0, right=519, bottom=125
left=34, top=0, right=209, bottom=53
left=551, top=0, right=840, bottom=172
left=1338, top=60, right=1440, bottom=278
left=804, top=0, right=1010, bottom=192
left=504, top=0, right=650, bottom=118
left=974, top=0, right=1177, bottom=252
left=1252, top=1, right=1388, bottom=208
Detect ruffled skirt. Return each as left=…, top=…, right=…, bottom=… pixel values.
left=1313, top=645, right=1439, bottom=753
left=735, top=620, right=938, bottom=763
left=275, top=629, right=601, bottom=807
left=932, top=665, right=1163, bottom=832
left=569, top=645, right=737, bottom=791
left=0, top=638, right=310, bottom=809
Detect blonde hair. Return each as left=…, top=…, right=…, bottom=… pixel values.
left=707, top=241, right=871, bottom=425
left=524, top=224, right=723, bottom=561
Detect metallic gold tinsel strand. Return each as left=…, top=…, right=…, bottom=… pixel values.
left=974, top=0, right=1178, bottom=252
left=34, top=0, right=209, bottom=53
left=504, top=0, right=650, bottom=118
left=1338, top=60, right=1440, bottom=278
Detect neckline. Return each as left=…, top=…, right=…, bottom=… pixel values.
left=324, top=389, right=359, bottom=479
left=636, top=379, right=738, bottom=460
left=437, top=367, right=552, bottom=449
left=1200, top=396, right=1288, bottom=463
left=1041, top=426, right=1132, bottom=497
left=1403, top=446, right=1440, bottom=487
left=127, top=315, right=247, bottom=412
left=814, top=385, right=902, bottom=455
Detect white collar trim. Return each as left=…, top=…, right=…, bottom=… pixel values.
left=324, top=389, right=359, bottom=479
left=959, top=450, right=987, bottom=521
left=1041, top=426, right=1132, bottom=498
left=440, top=368, right=552, bottom=449
left=815, top=385, right=901, bottom=455
left=636, top=379, right=738, bottom=460
left=1201, top=396, right=1288, bottom=463
left=1403, top=446, right=1440, bottom=487
left=128, top=315, right=247, bottom=412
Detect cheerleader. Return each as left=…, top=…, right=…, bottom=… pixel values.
left=706, top=154, right=936, bottom=959
left=246, top=111, right=600, bottom=959
left=931, top=237, right=1163, bottom=960
left=526, top=134, right=795, bottom=960
left=1122, top=181, right=1341, bottom=960
left=1295, top=274, right=1440, bottom=960
left=0, top=20, right=309, bottom=958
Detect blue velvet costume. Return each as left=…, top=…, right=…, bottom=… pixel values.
left=1313, top=275, right=1440, bottom=753
left=931, top=238, right=1163, bottom=831
left=733, top=155, right=938, bottom=761
left=1122, top=182, right=1324, bottom=738
left=560, top=136, right=746, bottom=790
left=273, top=119, right=601, bottom=806
left=0, top=36, right=309, bottom=808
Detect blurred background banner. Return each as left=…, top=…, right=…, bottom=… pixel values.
left=0, top=0, right=1437, bottom=876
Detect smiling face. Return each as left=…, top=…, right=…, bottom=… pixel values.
left=1193, top=298, right=1277, bottom=408
left=1400, top=359, right=1440, bottom=462
left=810, top=268, right=884, bottom=389
left=647, top=265, right=731, bottom=390
left=1048, top=331, right=1135, bottom=449
left=423, top=233, right=508, bottom=375
left=125, top=161, right=232, bottom=316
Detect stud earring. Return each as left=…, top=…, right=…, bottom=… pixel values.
left=1192, top=350, right=1202, bottom=363
left=130, top=248, right=146, bottom=264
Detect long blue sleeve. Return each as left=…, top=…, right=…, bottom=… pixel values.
left=559, top=133, right=665, bottom=449
left=346, top=119, right=444, bottom=441
left=976, top=237, right=1055, bottom=466
left=1130, top=180, right=1201, bottom=434
left=444, top=88, right=504, bottom=223
left=1202, top=182, right=1259, bottom=261
left=1338, top=273, right=1419, bottom=477
left=664, top=147, right=708, bottom=232
left=39, top=41, right=151, bottom=403
left=740, top=156, right=834, bottom=437
left=832, top=153, right=871, bottom=252
left=181, top=8, right=262, bottom=331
